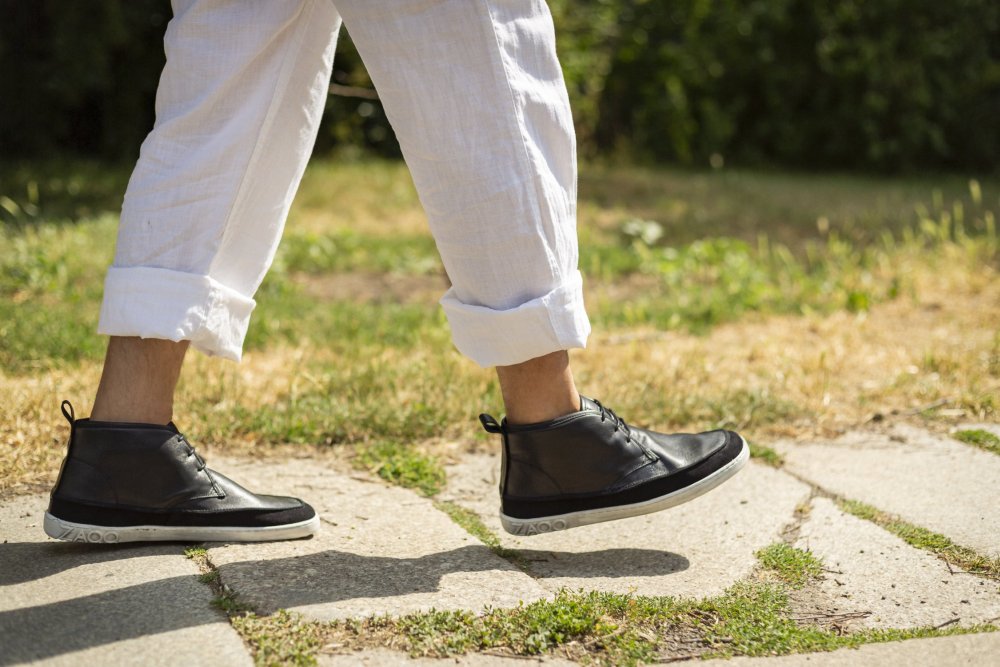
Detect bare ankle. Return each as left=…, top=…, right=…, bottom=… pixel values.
left=90, top=337, right=189, bottom=425
left=496, top=350, right=581, bottom=425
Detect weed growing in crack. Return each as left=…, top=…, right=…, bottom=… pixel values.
left=755, top=543, right=823, bottom=587
left=837, top=499, right=1000, bottom=580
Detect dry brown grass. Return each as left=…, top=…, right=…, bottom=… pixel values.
left=3, top=250, right=996, bottom=497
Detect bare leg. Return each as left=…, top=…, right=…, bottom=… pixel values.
left=90, top=337, right=189, bottom=424
left=496, top=350, right=581, bottom=425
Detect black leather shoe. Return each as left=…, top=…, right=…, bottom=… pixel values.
left=480, top=396, right=749, bottom=535
left=44, top=401, right=319, bottom=543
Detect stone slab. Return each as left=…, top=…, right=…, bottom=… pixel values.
left=441, top=455, right=811, bottom=599
left=206, top=458, right=549, bottom=620
left=0, top=494, right=251, bottom=666
left=320, top=649, right=576, bottom=666
left=794, top=497, right=1000, bottom=629
left=774, top=424, right=1000, bottom=557
left=698, top=631, right=1000, bottom=666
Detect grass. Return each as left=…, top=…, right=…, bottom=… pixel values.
left=354, top=441, right=446, bottom=497
left=749, top=443, right=785, bottom=468
left=228, top=573, right=996, bottom=666
left=433, top=500, right=525, bottom=566
left=755, top=544, right=823, bottom=587
left=953, top=429, right=1000, bottom=456
left=837, top=499, right=1000, bottom=580
left=2, top=160, right=999, bottom=496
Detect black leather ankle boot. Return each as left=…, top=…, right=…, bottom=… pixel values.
left=45, top=401, right=318, bottom=543
left=480, top=396, right=748, bottom=535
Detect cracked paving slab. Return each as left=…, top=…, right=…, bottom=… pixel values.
left=773, top=424, right=1000, bottom=557
left=440, top=455, right=811, bottom=599
left=698, top=631, right=1000, bottom=666
left=0, top=495, right=252, bottom=667
left=205, top=458, right=549, bottom=620
left=794, top=497, right=1000, bottom=629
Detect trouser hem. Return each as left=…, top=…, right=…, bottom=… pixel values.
left=97, top=266, right=255, bottom=361
left=440, top=270, right=591, bottom=367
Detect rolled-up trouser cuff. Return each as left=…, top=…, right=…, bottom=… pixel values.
left=440, top=270, right=591, bottom=368
left=98, top=267, right=255, bottom=362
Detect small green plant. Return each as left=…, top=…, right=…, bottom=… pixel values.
left=355, top=441, right=446, bottom=497
left=953, top=429, right=1000, bottom=456
left=749, top=443, right=784, bottom=468
left=755, top=543, right=823, bottom=587
left=838, top=499, right=1000, bottom=579
left=434, top=500, right=525, bottom=566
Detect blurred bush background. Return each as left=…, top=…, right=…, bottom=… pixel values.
left=1, top=0, right=997, bottom=172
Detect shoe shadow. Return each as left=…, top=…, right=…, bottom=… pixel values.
left=0, top=541, right=690, bottom=664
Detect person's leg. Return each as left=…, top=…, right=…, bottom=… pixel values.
left=495, top=351, right=579, bottom=425
left=90, top=338, right=189, bottom=424
left=46, top=0, right=341, bottom=543
left=338, top=0, right=748, bottom=535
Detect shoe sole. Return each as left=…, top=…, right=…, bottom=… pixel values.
left=43, top=512, right=320, bottom=544
left=500, top=435, right=750, bottom=536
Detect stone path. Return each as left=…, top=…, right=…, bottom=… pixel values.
left=440, top=456, right=811, bottom=599
left=1, top=423, right=997, bottom=665
left=772, top=423, right=1000, bottom=557
left=0, top=496, right=250, bottom=667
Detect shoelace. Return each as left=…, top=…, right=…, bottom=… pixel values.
left=592, top=398, right=632, bottom=440
left=179, top=434, right=208, bottom=471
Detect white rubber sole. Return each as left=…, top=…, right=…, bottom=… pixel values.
left=500, top=436, right=750, bottom=536
left=43, top=512, right=320, bottom=544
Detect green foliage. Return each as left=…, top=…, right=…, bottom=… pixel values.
left=567, top=0, right=1000, bottom=170
left=3, top=2, right=997, bottom=169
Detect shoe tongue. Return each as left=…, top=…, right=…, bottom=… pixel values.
left=165, top=422, right=181, bottom=433
left=579, top=395, right=601, bottom=413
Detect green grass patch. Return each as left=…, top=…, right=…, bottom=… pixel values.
left=838, top=499, right=1000, bottom=580
left=433, top=500, right=525, bottom=566
left=749, top=443, right=785, bottom=468
left=275, top=228, right=441, bottom=275
left=953, top=429, right=1000, bottom=456
left=232, top=609, right=327, bottom=667
left=231, top=586, right=996, bottom=667
left=756, top=544, right=823, bottom=587
left=354, top=441, right=446, bottom=497
left=2, top=162, right=997, bottom=372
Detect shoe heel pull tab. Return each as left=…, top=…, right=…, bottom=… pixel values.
left=479, top=414, right=503, bottom=434
left=60, top=400, right=75, bottom=424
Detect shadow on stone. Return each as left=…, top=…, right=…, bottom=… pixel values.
left=213, top=545, right=690, bottom=614
left=1, top=543, right=690, bottom=663
left=516, top=548, right=690, bottom=579
left=0, top=541, right=177, bottom=586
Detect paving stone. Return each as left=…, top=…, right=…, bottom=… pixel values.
left=441, top=455, right=811, bottom=599
left=0, top=494, right=251, bottom=666
left=320, top=649, right=576, bottom=666
left=205, top=458, right=549, bottom=620
left=793, top=497, right=1000, bottom=629
left=773, top=424, right=1000, bottom=557
left=698, top=631, right=1000, bottom=666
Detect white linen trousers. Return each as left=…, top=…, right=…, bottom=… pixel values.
left=98, top=0, right=591, bottom=367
